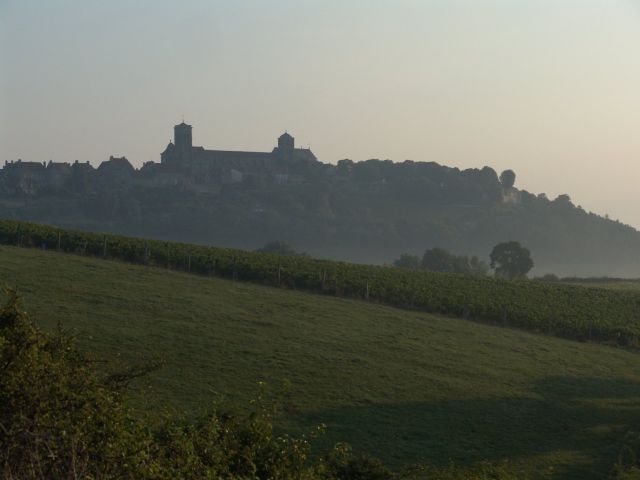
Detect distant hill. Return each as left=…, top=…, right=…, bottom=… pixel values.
left=2, top=244, right=640, bottom=478
left=2, top=151, right=639, bottom=276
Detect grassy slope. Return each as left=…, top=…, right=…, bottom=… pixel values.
left=2, top=245, right=640, bottom=479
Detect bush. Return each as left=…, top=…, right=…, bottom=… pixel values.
left=0, top=290, right=316, bottom=479
left=393, top=254, right=421, bottom=270
left=0, top=291, right=413, bottom=479
left=319, top=444, right=394, bottom=480
left=0, top=289, right=151, bottom=478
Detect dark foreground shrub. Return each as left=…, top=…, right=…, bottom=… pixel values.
left=319, top=444, right=394, bottom=480
left=0, top=288, right=327, bottom=479
left=0, top=288, right=152, bottom=479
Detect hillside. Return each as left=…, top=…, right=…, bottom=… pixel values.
left=2, top=157, right=640, bottom=276
left=4, top=219, right=640, bottom=348
left=2, top=245, right=640, bottom=479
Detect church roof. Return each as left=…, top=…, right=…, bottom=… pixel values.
left=175, top=122, right=192, bottom=129
left=72, top=160, right=95, bottom=171
left=47, top=162, right=71, bottom=171
left=194, top=148, right=273, bottom=161
left=279, top=132, right=293, bottom=140
left=161, top=142, right=175, bottom=154
left=6, top=161, right=46, bottom=172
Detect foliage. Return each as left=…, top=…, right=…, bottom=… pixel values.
left=2, top=220, right=640, bottom=347
left=489, top=241, right=534, bottom=279
left=534, top=274, right=560, bottom=282
left=0, top=289, right=150, bottom=479
left=0, top=291, right=354, bottom=479
left=319, top=444, right=395, bottom=480
left=393, top=254, right=421, bottom=270
left=394, top=248, right=487, bottom=275
left=499, top=170, right=516, bottom=190
left=421, top=248, right=488, bottom=276
left=554, top=194, right=573, bottom=206
left=257, top=240, right=306, bottom=257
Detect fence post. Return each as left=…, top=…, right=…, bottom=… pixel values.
left=103, top=236, right=107, bottom=257
left=188, top=255, right=191, bottom=272
left=278, top=264, right=281, bottom=285
left=365, top=281, right=370, bottom=301
left=57, top=231, right=61, bottom=251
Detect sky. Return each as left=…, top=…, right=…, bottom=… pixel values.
left=1, top=0, right=640, bottom=226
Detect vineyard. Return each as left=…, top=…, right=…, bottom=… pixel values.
left=2, top=218, right=640, bottom=347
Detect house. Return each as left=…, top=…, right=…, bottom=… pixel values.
left=3, top=160, right=47, bottom=194
left=97, top=156, right=135, bottom=187
left=46, top=161, right=72, bottom=188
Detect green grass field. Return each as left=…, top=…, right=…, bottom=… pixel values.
left=2, top=245, right=640, bottom=479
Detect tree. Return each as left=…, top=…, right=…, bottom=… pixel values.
left=499, top=170, right=516, bottom=190
left=554, top=194, right=573, bottom=207
left=489, top=241, right=533, bottom=279
left=417, top=247, right=488, bottom=276
left=469, top=256, right=489, bottom=276
left=0, top=289, right=151, bottom=478
left=422, top=247, right=460, bottom=273
left=393, top=254, right=420, bottom=269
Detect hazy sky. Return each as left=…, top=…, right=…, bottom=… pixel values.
left=2, top=0, right=640, bottom=226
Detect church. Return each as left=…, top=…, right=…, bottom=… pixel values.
left=159, top=122, right=317, bottom=180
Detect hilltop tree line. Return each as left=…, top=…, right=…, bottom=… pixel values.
left=1, top=156, right=638, bottom=276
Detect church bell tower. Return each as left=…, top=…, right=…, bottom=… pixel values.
left=174, top=122, right=193, bottom=151
left=278, top=132, right=294, bottom=151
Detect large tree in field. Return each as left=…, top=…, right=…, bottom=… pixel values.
left=489, top=241, right=533, bottom=279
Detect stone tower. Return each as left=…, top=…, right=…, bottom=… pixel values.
left=278, top=132, right=294, bottom=151
left=174, top=122, right=193, bottom=151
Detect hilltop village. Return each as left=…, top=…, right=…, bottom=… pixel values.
left=0, top=122, right=323, bottom=195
